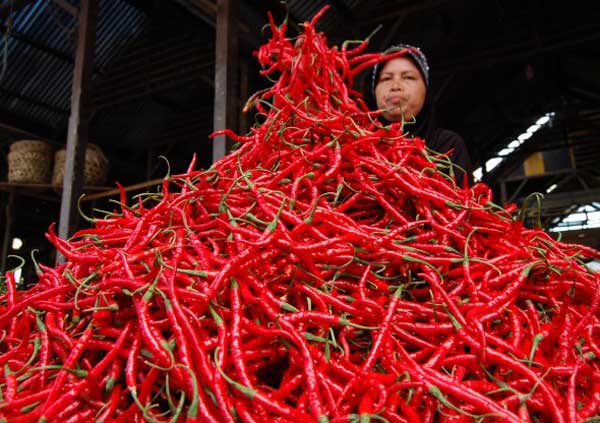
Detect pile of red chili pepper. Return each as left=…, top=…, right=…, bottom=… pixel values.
left=2, top=7, right=600, bottom=422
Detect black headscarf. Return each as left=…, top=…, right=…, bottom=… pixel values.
left=368, top=44, right=437, bottom=141
left=368, top=46, right=473, bottom=187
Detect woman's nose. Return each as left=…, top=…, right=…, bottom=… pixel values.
left=391, top=77, right=403, bottom=90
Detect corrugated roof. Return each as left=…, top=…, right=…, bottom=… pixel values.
left=0, top=0, right=148, bottom=133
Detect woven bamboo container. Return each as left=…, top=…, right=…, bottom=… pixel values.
left=7, top=140, right=53, bottom=183
left=52, top=143, right=109, bottom=187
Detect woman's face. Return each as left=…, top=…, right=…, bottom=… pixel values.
left=375, top=56, right=427, bottom=123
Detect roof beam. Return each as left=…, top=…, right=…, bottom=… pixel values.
left=168, top=0, right=265, bottom=50
left=0, top=108, right=58, bottom=140
left=521, top=188, right=600, bottom=210
left=0, top=23, right=76, bottom=64
left=95, top=41, right=213, bottom=87
left=0, top=121, right=52, bottom=141
left=92, top=61, right=213, bottom=109
left=123, top=0, right=154, bottom=16
left=52, top=0, right=78, bottom=18
left=169, top=0, right=215, bottom=28
left=0, top=87, right=68, bottom=115
left=434, top=25, right=600, bottom=75
left=0, top=0, right=36, bottom=22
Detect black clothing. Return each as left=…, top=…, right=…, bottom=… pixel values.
left=370, top=61, right=473, bottom=187
left=410, top=92, right=473, bottom=187
left=425, top=128, right=473, bottom=188
left=376, top=96, right=473, bottom=187
left=389, top=115, right=472, bottom=187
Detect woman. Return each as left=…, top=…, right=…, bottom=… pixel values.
left=370, top=44, right=472, bottom=187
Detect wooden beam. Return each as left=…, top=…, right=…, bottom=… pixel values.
left=0, top=121, right=54, bottom=143
left=520, top=188, right=600, bottom=210
left=0, top=109, right=58, bottom=140
left=93, top=71, right=214, bottom=110
left=0, top=182, right=107, bottom=192
left=52, top=0, right=78, bottom=18
left=212, top=0, right=239, bottom=162
left=0, top=87, right=68, bottom=115
left=57, top=0, right=98, bottom=250
left=0, top=23, right=75, bottom=64
left=169, top=0, right=215, bottom=28
left=92, top=53, right=214, bottom=108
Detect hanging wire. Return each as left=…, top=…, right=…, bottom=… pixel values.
left=0, top=0, right=14, bottom=82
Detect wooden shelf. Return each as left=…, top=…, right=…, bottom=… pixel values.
left=0, top=182, right=111, bottom=202
left=0, top=178, right=165, bottom=203
left=0, top=182, right=110, bottom=191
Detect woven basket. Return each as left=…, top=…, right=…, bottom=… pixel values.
left=7, top=140, right=53, bottom=183
left=52, top=143, right=109, bottom=187
left=9, top=140, right=52, bottom=154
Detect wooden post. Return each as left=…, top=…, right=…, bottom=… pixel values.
left=0, top=192, right=14, bottom=274
left=212, top=0, right=239, bottom=163
left=500, top=180, right=507, bottom=206
left=239, top=59, right=248, bottom=135
left=57, top=0, right=98, bottom=255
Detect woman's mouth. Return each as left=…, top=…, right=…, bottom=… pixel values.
left=386, top=95, right=406, bottom=106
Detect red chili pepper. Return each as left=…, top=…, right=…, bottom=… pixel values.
left=38, top=325, right=94, bottom=421
left=2, top=6, right=600, bottom=422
